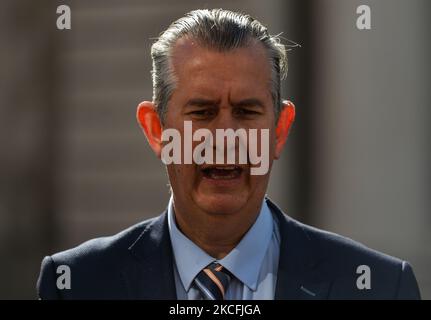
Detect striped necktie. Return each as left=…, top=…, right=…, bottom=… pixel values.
left=194, top=262, right=233, bottom=300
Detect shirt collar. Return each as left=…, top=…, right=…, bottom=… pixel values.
left=167, top=196, right=274, bottom=292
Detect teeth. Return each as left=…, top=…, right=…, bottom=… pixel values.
left=215, top=166, right=235, bottom=170
left=201, top=166, right=242, bottom=180
left=208, top=170, right=238, bottom=180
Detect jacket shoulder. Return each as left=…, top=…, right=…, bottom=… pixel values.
left=37, top=216, right=160, bottom=299
left=52, top=216, right=156, bottom=266
left=299, top=220, right=403, bottom=266
left=289, top=218, right=420, bottom=299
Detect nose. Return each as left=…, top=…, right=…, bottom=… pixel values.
left=208, top=106, right=247, bottom=165
left=210, top=106, right=239, bottom=131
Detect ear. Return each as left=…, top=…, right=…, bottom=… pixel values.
left=275, top=100, right=295, bottom=159
left=136, top=101, right=162, bottom=158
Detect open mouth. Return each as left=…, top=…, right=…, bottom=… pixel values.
left=201, top=165, right=243, bottom=180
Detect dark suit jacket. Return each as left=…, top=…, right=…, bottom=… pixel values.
left=37, top=199, right=421, bottom=299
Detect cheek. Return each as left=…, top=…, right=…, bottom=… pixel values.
left=167, top=164, right=196, bottom=186
left=269, top=128, right=277, bottom=158
left=248, top=171, right=271, bottom=194
left=252, top=125, right=277, bottom=162
left=166, top=165, right=182, bottom=185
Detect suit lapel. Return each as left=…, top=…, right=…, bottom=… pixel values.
left=267, top=199, right=332, bottom=300
left=123, top=211, right=177, bottom=299
left=121, top=200, right=333, bottom=300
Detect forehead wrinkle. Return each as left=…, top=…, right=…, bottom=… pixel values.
left=172, top=37, right=270, bottom=75
left=170, top=37, right=273, bottom=109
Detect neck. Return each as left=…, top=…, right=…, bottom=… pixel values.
left=173, top=200, right=262, bottom=260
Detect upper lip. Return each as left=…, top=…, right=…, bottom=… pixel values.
left=200, top=164, right=247, bottom=170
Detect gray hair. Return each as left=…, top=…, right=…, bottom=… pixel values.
left=151, top=8, right=288, bottom=123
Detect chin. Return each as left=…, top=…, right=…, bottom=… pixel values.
left=194, top=192, right=248, bottom=216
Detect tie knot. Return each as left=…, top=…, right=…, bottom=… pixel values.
left=209, top=262, right=226, bottom=273
left=194, top=262, right=233, bottom=300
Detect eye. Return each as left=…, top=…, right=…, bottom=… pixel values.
left=187, top=109, right=217, bottom=118
left=234, top=108, right=260, bottom=117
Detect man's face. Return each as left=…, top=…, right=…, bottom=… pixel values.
left=163, top=38, right=277, bottom=216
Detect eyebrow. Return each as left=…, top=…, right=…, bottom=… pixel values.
left=185, top=98, right=220, bottom=108
left=185, top=98, right=265, bottom=108
left=231, top=98, right=265, bottom=109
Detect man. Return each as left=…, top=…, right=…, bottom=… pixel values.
left=37, top=9, right=420, bottom=300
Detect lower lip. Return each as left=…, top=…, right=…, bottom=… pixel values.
left=201, top=170, right=244, bottom=187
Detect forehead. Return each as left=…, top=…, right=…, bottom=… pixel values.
left=170, top=37, right=272, bottom=98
